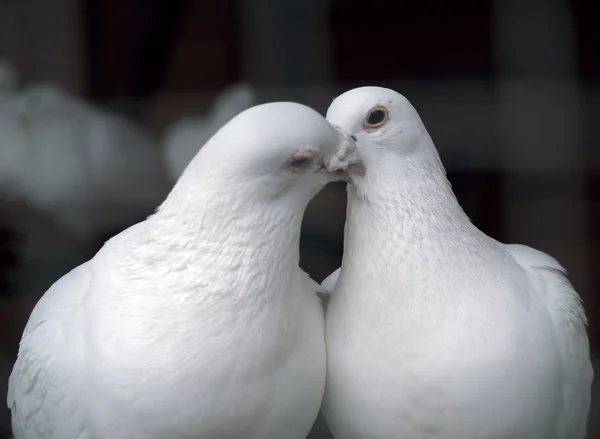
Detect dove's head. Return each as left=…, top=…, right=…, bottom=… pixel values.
left=326, top=86, right=444, bottom=189
left=179, top=101, right=362, bottom=205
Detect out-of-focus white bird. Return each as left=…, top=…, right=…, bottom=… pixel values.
left=163, top=82, right=257, bottom=181
left=0, top=82, right=171, bottom=241
left=7, top=102, right=361, bottom=439
left=321, top=86, right=593, bottom=439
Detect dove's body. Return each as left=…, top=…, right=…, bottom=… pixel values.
left=322, top=87, right=592, bottom=439
left=9, top=207, right=324, bottom=439
left=8, top=102, right=361, bottom=439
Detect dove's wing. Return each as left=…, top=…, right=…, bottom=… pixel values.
left=321, top=268, right=340, bottom=294
left=8, top=262, right=93, bottom=439
left=504, top=243, right=593, bottom=439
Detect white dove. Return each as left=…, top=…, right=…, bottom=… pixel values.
left=7, top=101, right=361, bottom=439
left=321, top=86, right=593, bottom=439
left=0, top=82, right=171, bottom=240
left=163, top=82, right=257, bottom=181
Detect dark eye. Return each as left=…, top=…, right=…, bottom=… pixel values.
left=363, top=106, right=388, bottom=129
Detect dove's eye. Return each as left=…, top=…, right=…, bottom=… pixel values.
left=287, top=146, right=317, bottom=173
left=363, top=106, right=388, bottom=130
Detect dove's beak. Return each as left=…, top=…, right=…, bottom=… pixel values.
left=323, top=129, right=364, bottom=177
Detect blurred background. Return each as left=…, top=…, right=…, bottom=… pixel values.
left=0, top=0, right=598, bottom=437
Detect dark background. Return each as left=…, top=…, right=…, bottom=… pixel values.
left=0, top=0, right=598, bottom=437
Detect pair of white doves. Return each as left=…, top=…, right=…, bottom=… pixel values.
left=7, top=87, right=593, bottom=438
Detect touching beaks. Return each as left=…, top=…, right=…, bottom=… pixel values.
left=323, top=128, right=364, bottom=177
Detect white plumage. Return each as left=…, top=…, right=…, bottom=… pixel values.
left=321, top=86, right=593, bottom=439
left=7, top=102, right=361, bottom=439
left=163, top=82, right=257, bottom=181
left=0, top=82, right=171, bottom=239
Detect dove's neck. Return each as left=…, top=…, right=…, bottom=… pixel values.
left=145, top=176, right=306, bottom=297
left=351, top=158, right=472, bottom=231
left=160, top=181, right=303, bottom=259
left=93, top=176, right=314, bottom=356
left=342, top=163, right=488, bottom=301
